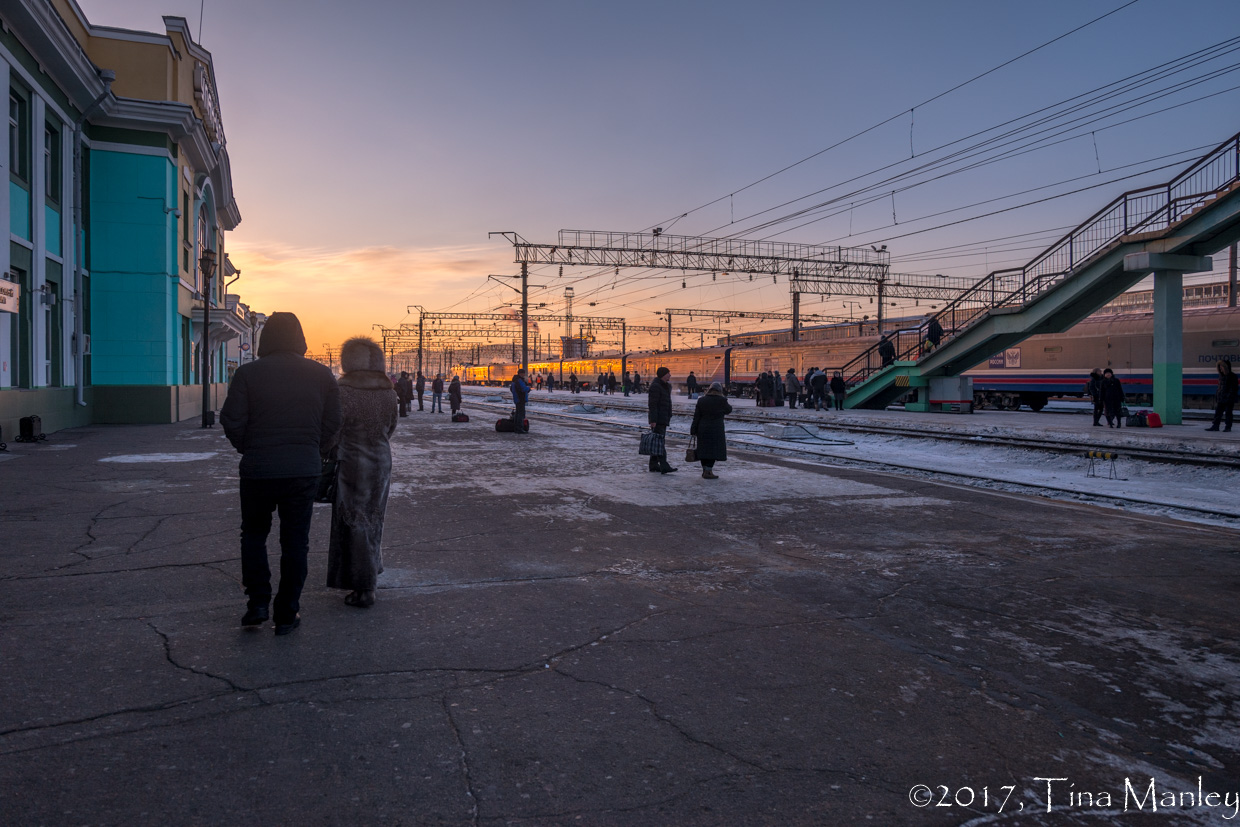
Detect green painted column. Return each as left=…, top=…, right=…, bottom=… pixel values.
left=1152, top=269, right=1183, bottom=425
left=1124, top=252, right=1211, bottom=427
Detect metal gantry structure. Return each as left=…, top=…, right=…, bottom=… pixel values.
left=500, top=229, right=975, bottom=340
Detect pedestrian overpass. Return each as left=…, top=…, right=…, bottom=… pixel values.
left=840, top=130, right=1240, bottom=424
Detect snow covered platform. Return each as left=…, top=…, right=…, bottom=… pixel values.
left=1, top=415, right=1237, bottom=822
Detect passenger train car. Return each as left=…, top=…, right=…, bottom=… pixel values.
left=458, top=306, right=1240, bottom=410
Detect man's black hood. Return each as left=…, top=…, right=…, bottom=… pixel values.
left=258, top=312, right=308, bottom=357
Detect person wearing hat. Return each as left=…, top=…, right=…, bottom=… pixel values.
left=691, top=382, right=733, bottom=479
left=221, top=312, right=341, bottom=635
left=647, top=366, right=676, bottom=473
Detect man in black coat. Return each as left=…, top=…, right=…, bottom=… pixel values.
left=415, top=371, right=426, bottom=410
left=878, top=335, right=896, bottom=367
left=220, top=312, right=341, bottom=635
left=647, top=366, right=676, bottom=473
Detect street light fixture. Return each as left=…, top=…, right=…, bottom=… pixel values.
left=199, top=247, right=218, bottom=428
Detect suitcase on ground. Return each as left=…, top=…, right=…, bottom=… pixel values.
left=18, top=415, right=45, bottom=442
left=1145, top=411, right=1162, bottom=428
left=495, top=417, right=529, bottom=433
left=1125, top=412, right=1147, bottom=428
left=451, top=412, right=469, bottom=422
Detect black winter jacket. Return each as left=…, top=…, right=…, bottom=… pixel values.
left=648, top=377, right=673, bottom=427
left=690, top=393, right=732, bottom=462
left=221, top=352, right=341, bottom=478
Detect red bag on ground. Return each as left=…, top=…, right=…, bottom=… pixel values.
left=1145, top=412, right=1162, bottom=428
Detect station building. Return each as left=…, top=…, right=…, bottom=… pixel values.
left=0, top=0, right=253, bottom=439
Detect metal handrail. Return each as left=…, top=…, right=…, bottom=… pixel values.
left=840, top=129, right=1240, bottom=390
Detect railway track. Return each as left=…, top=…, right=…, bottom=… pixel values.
left=464, top=388, right=1240, bottom=470
left=460, top=389, right=1239, bottom=524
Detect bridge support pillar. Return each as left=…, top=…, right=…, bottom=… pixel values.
left=1124, top=253, right=1211, bottom=426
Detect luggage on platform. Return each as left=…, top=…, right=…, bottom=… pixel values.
left=17, top=415, right=46, bottom=443
left=451, top=412, right=469, bottom=423
left=1145, top=411, right=1163, bottom=428
left=1125, top=411, right=1148, bottom=428
left=495, top=416, right=529, bottom=433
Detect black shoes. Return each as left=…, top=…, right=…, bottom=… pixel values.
left=659, top=461, right=678, bottom=474
left=1206, top=425, right=1220, bottom=431
left=241, top=605, right=269, bottom=627
left=274, top=615, right=301, bottom=636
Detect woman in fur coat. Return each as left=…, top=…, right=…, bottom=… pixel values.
left=327, top=337, right=398, bottom=607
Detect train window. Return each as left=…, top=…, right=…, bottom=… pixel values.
left=1212, top=339, right=1239, bottom=348
left=1043, top=346, right=1063, bottom=353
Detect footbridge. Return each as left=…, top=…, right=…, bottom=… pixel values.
left=840, top=130, right=1240, bottom=424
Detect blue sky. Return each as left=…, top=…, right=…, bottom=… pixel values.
left=79, top=0, right=1240, bottom=347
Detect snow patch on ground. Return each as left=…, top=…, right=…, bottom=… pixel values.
left=100, top=452, right=218, bottom=463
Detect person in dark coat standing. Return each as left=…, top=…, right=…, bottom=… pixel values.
left=878, top=335, right=896, bottom=367
left=608, top=371, right=617, bottom=395
left=691, top=382, right=733, bottom=480
left=830, top=371, right=847, bottom=411
left=783, top=368, right=801, bottom=409
left=326, top=337, right=397, bottom=609
left=569, top=372, right=579, bottom=394
left=449, top=375, right=462, bottom=415
left=632, top=371, right=642, bottom=394
left=1207, top=359, right=1237, bottom=432
left=686, top=371, right=699, bottom=398
left=647, top=366, right=676, bottom=473
left=810, top=369, right=828, bottom=411
left=430, top=373, right=445, bottom=412
left=1100, top=368, right=1125, bottom=428
left=221, top=312, right=341, bottom=635
left=396, top=371, right=413, bottom=417
left=510, top=368, right=530, bottom=432
left=415, top=371, right=426, bottom=411
left=1085, top=368, right=1104, bottom=427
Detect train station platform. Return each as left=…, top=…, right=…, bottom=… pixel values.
left=2, top=414, right=1239, bottom=824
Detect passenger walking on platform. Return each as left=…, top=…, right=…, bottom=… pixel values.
left=535, top=374, right=542, bottom=391
left=597, top=373, right=605, bottom=394
left=449, top=375, right=462, bottom=415
left=830, top=371, right=847, bottom=411
left=396, top=371, right=413, bottom=417
left=878, top=335, right=896, bottom=368
left=327, top=337, right=397, bottom=610
left=691, top=382, right=733, bottom=480
left=415, top=371, right=426, bottom=411
left=1085, top=368, right=1104, bottom=427
left=647, top=366, right=676, bottom=473
left=623, top=370, right=632, bottom=396
left=221, top=312, right=341, bottom=635
left=546, top=374, right=555, bottom=393
left=430, top=373, right=445, bottom=413
left=1206, top=359, right=1237, bottom=432
left=810, top=369, right=828, bottom=411
left=632, top=371, right=642, bottom=394
left=687, top=371, right=699, bottom=398
left=1100, top=368, right=1125, bottom=428
left=783, top=368, right=801, bottom=409
left=511, top=368, right=530, bottom=433
left=569, top=372, right=579, bottom=394
left=608, top=371, right=617, bottom=394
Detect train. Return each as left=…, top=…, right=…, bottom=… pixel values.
left=458, top=306, right=1240, bottom=410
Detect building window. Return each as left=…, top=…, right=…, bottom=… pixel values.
left=9, top=92, right=28, bottom=184
left=44, top=123, right=61, bottom=205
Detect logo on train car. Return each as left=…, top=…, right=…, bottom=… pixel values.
left=988, top=348, right=1021, bottom=369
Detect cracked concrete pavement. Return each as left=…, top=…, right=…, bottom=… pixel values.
left=1, top=412, right=1239, bottom=825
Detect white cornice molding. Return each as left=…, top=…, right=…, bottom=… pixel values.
left=0, top=0, right=109, bottom=109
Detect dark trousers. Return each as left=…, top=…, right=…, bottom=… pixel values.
left=239, top=475, right=318, bottom=622
left=417, top=390, right=424, bottom=410
left=1092, top=400, right=1104, bottom=426
left=399, top=398, right=408, bottom=417
left=514, top=401, right=526, bottom=432
left=1212, top=399, right=1235, bottom=429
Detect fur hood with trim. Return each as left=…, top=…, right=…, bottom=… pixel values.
left=340, top=337, right=386, bottom=374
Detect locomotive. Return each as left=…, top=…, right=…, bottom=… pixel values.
left=458, top=306, right=1240, bottom=410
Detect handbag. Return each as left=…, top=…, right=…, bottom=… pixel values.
left=685, top=436, right=698, bottom=463
left=639, top=429, right=665, bottom=456
left=315, top=457, right=338, bottom=504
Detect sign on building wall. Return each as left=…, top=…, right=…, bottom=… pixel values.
left=0, top=280, right=20, bottom=314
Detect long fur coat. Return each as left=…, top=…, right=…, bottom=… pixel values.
left=326, top=338, right=398, bottom=592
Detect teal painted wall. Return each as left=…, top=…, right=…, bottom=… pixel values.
left=88, top=148, right=180, bottom=386
left=9, top=181, right=29, bottom=239
left=45, top=205, right=61, bottom=256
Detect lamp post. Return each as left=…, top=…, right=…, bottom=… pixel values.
left=200, top=248, right=218, bottom=428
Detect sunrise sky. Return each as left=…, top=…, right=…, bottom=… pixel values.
left=80, top=0, right=1240, bottom=351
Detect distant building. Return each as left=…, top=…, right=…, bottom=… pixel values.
left=0, top=0, right=251, bottom=436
